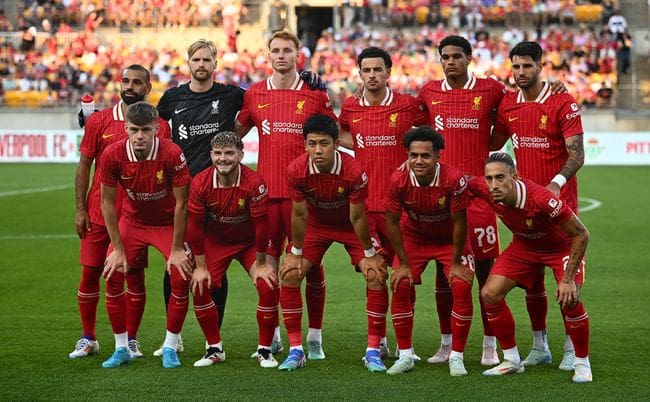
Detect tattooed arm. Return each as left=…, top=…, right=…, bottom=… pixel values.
left=548, top=134, right=584, bottom=196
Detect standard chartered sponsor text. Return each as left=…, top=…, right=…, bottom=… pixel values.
left=446, top=117, right=479, bottom=130
left=365, top=135, right=397, bottom=147
left=519, top=136, right=550, bottom=148
left=272, top=121, right=303, bottom=135
left=189, top=122, right=221, bottom=137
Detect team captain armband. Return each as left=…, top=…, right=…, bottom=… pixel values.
left=551, top=174, right=567, bottom=188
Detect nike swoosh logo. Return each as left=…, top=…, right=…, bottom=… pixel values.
left=352, top=117, right=364, bottom=123
left=102, top=134, right=115, bottom=139
left=257, top=103, right=271, bottom=109
left=120, top=175, right=135, bottom=180
left=482, top=246, right=496, bottom=253
left=175, top=107, right=189, bottom=114
left=508, top=116, right=518, bottom=122
left=431, top=100, right=444, bottom=105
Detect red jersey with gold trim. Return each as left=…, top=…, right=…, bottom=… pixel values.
left=188, top=164, right=268, bottom=246
left=418, top=76, right=507, bottom=175
left=100, top=137, right=191, bottom=226
left=469, top=177, right=574, bottom=250
left=287, top=151, right=368, bottom=226
left=79, top=101, right=171, bottom=225
left=237, top=74, right=337, bottom=199
left=339, top=88, right=428, bottom=212
left=495, top=82, right=583, bottom=211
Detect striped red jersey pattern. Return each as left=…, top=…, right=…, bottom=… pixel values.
left=339, top=89, right=428, bottom=212
left=188, top=164, right=268, bottom=246
left=100, top=137, right=191, bottom=226
left=495, top=82, right=583, bottom=211
left=79, top=101, right=171, bottom=225
left=385, top=163, right=469, bottom=243
left=287, top=151, right=368, bottom=226
left=469, top=177, right=574, bottom=250
left=418, top=76, right=507, bottom=176
left=238, top=74, right=337, bottom=199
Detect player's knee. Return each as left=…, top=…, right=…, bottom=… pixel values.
left=480, top=285, right=504, bottom=305
left=281, top=269, right=302, bottom=287
left=365, top=271, right=386, bottom=289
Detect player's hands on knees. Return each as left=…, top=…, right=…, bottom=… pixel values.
left=555, top=279, right=579, bottom=309
left=250, top=260, right=278, bottom=289
left=449, top=261, right=473, bottom=285
left=104, top=249, right=128, bottom=280
left=74, top=210, right=91, bottom=239
left=190, top=266, right=211, bottom=296
left=360, top=254, right=388, bottom=282
left=279, top=254, right=304, bottom=282
left=390, top=264, right=413, bottom=292
left=167, top=247, right=193, bottom=281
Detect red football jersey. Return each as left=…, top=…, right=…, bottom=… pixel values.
left=385, top=163, right=469, bottom=243
left=469, top=177, right=574, bottom=250
left=339, top=88, right=428, bottom=212
left=100, top=137, right=191, bottom=226
left=237, top=74, right=337, bottom=199
left=79, top=101, right=171, bottom=225
left=188, top=164, right=268, bottom=248
left=287, top=151, right=368, bottom=226
left=495, top=82, right=583, bottom=211
left=418, top=76, right=507, bottom=176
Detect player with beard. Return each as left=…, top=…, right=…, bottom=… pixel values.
left=70, top=65, right=170, bottom=359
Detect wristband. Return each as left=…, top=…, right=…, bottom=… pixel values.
left=551, top=174, right=567, bottom=188
left=364, top=247, right=377, bottom=258
left=290, top=246, right=302, bottom=256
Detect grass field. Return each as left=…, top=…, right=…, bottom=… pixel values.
left=1, top=163, right=648, bottom=400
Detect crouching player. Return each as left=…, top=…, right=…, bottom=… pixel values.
left=474, top=153, right=592, bottom=383
left=100, top=102, right=197, bottom=368
left=187, top=131, right=279, bottom=368
left=384, top=126, right=475, bottom=376
left=278, top=114, right=389, bottom=372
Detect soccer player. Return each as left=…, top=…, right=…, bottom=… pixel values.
left=155, top=39, right=244, bottom=355
left=186, top=131, right=280, bottom=368
left=278, top=114, right=388, bottom=372
left=70, top=65, right=170, bottom=359
left=492, top=41, right=585, bottom=370
left=472, top=152, right=592, bottom=383
left=416, top=35, right=507, bottom=366
left=99, top=102, right=194, bottom=368
left=384, top=126, right=475, bottom=376
left=235, top=31, right=337, bottom=360
left=338, top=46, right=428, bottom=359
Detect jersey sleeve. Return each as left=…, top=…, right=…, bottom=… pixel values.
left=317, top=91, right=337, bottom=121
left=416, top=82, right=431, bottom=113
left=557, top=95, right=584, bottom=138
left=236, top=88, right=254, bottom=128
left=157, top=89, right=172, bottom=121
left=450, top=172, right=470, bottom=213
left=348, top=166, right=369, bottom=204
left=79, top=113, right=101, bottom=159
left=99, top=147, right=119, bottom=187
left=536, top=187, right=573, bottom=225
left=467, top=176, right=491, bottom=203
left=157, top=117, right=172, bottom=139
left=338, top=101, right=351, bottom=132
left=171, top=146, right=191, bottom=187
left=286, top=163, right=305, bottom=202
left=247, top=173, right=269, bottom=219
left=187, top=179, right=207, bottom=255
left=384, top=172, right=403, bottom=214
left=408, top=95, right=429, bottom=126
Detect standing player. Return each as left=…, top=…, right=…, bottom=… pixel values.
left=338, top=46, right=428, bottom=358
left=186, top=131, right=280, bottom=368
left=70, top=65, right=170, bottom=359
left=384, top=126, right=475, bottom=376
left=417, top=35, right=507, bottom=366
left=493, top=41, right=585, bottom=370
left=235, top=31, right=337, bottom=360
left=278, top=114, right=388, bottom=372
left=99, top=102, right=194, bottom=368
left=473, top=153, right=592, bottom=383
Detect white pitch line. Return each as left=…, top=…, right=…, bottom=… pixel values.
left=578, top=197, right=602, bottom=213
left=0, top=184, right=73, bottom=198
left=0, top=234, right=77, bottom=240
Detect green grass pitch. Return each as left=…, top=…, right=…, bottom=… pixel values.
left=0, top=164, right=648, bottom=400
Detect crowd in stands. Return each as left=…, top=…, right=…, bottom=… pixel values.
left=0, top=0, right=626, bottom=109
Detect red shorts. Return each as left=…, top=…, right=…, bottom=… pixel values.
left=394, top=236, right=474, bottom=285
left=267, top=198, right=292, bottom=258
left=491, top=240, right=586, bottom=290
left=80, top=222, right=147, bottom=268
left=205, top=236, right=256, bottom=288
left=466, top=195, right=500, bottom=261
left=118, top=219, right=172, bottom=269
left=303, top=223, right=383, bottom=269
left=367, top=211, right=395, bottom=266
